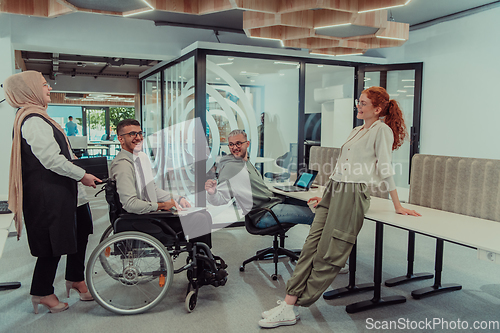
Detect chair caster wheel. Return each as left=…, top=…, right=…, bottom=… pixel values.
left=185, top=290, right=197, bottom=313
left=239, top=266, right=245, bottom=272
left=271, top=274, right=278, bottom=281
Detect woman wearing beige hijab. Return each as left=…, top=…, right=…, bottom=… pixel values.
left=4, top=71, right=101, bottom=314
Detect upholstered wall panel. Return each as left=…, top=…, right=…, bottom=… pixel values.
left=309, top=146, right=340, bottom=186
left=409, top=154, right=500, bottom=222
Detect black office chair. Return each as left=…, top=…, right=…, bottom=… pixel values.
left=239, top=207, right=300, bottom=280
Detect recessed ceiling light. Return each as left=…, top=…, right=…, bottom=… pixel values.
left=217, top=62, right=233, bottom=66
left=215, top=77, right=221, bottom=80
left=239, top=71, right=259, bottom=77
left=404, top=86, right=414, bottom=88
left=228, top=57, right=234, bottom=61
left=317, top=65, right=323, bottom=67
left=397, top=90, right=407, bottom=93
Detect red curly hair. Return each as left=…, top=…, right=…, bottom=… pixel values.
left=362, top=86, right=407, bottom=150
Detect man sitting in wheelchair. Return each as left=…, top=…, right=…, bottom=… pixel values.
left=110, top=119, right=227, bottom=299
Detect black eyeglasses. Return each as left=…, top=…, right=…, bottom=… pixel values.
left=228, top=141, right=247, bottom=148
left=120, top=131, right=143, bottom=138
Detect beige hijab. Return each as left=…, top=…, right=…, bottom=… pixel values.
left=4, top=71, right=72, bottom=239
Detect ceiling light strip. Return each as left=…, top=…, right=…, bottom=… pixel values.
left=142, top=0, right=155, bottom=10
left=376, top=36, right=406, bottom=41
left=358, top=1, right=411, bottom=14
left=274, top=61, right=299, bottom=66
left=315, top=23, right=351, bottom=30
left=123, top=8, right=154, bottom=17
left=249, top=36, right=284, bottom=47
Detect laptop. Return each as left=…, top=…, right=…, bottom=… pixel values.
left=273, top=170, right=318, bottom=192
left=72, top=157, right=109, bottom=182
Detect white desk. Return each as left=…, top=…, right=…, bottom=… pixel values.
left=366, top=197, right=500, bottom=254
left=269, top=185, right=500, bottom=312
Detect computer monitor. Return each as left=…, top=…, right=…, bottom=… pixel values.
left=68, top=136, right=88, bottom=149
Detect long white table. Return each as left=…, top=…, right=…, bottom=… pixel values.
left=269, top=183, right=500, bottom=312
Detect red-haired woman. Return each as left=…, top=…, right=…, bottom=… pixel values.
left=259, top=86, right=421, bottom=328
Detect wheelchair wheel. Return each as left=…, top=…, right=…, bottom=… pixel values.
left=100, top=225, right=114, bottom=243
left=185, top=290, right=197, bottom=312
left=86, top=231, right=174, bottom=315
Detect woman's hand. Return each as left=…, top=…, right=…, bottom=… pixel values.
left=395, top=206, right=421, bottom=216
left=307, top=196, right=322, bottom=208
left=80, top=173, right=102, bottom=188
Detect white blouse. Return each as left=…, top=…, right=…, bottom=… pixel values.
left=21, top=116, right=88, bottom=206
left=331, top=120, right=397, bottom=191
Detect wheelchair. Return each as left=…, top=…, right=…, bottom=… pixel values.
left=86, top=179, right=228, bottom=315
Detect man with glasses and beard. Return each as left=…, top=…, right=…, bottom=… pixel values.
left=205, top=129, right=314, bottom=228
left=110, top=119, right=212, bottom=247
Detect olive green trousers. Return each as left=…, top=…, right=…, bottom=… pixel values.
left=286, top=180, right=370, bottom=307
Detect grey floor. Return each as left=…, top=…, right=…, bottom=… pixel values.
left=1, top=188, right=500, bottom=333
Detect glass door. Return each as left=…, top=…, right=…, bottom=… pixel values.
left=357, top=63, right=423, bottom=196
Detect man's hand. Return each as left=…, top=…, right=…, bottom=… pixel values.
left=307, top=196, right=322, bottom=208
left=205, top=179, right=217, bottom=195
left=157, top=199, right=180, bottom=211
left=80, top=173, right=102, bottom=188
left=179, top=197, right=191, bottom=208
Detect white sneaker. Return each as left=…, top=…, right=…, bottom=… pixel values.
left=262, top=300, right=300, bottom=319
left=259, top=301, right=297, bottom=328
left=339, top=263, right=349, bottom=274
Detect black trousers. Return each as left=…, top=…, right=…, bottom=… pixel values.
left=115, top=210, right=212, bottom=248
left=30, top=203, right=93, bottom=296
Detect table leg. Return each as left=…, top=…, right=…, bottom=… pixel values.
left=323, top=242, right=374, bottom=300
left=411, top=238, right=462, bottom=299
left=345, top=222, right=406, bottom=313
left=385, top=231, right=434, bottom=287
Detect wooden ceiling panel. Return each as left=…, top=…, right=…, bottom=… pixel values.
left=0, top=0, right=411, bottom=56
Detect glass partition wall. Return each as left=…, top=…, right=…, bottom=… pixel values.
left=140, top=48, right=422, bottom=207
left=304, top=64, right=355, bottom=170
left=206, top=55, right=300, bottom=179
